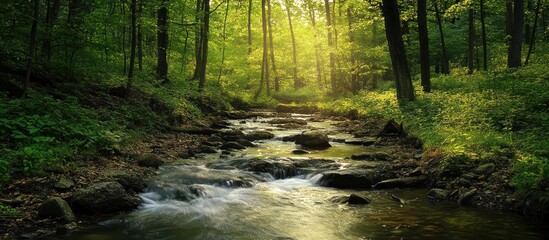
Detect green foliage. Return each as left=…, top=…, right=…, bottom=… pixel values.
left=0, top=94, right=121, bottom=181
left=0, top=203, right=21, bottom=217
left=511, top=156, right=549, bottom=200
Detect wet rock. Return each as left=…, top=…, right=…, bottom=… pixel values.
left=210, top=121, right=231, bottom=129
left=292, top=149, right=309, bottom=155
left=282, top=134, right=302, bottom=142
left=331, top=138, right=346, bottom=143
left=331, top=194, right=371, bottom=205
left=414, top=153, right=423, bottom=159
left=177, top=151, right=192, bottom=159
left=245, top=131, right=275, bottom=141
left=72, top=182, right=139, bottom=213
left=221, top=150, right=231, bottom=155
left=154, top=166, right=263, bottom=188
left=38, top=197, right=75, bottom=223
left=461, top=173, right=478, bottom=180
left=348, top=194, right=371, bottom=205
left=409, top=167, right=423, bottom=177
left=351, top=152, right=391, bottom=161
left=379, top=120, right=405, bottom=137
left=246, top=160, right=298, bottom=179
left=268, top=118, right=307, bottom=125
left=472, top=163, right=496, bottom=175
left=218, top=130, right=245, bottom=141
left=236, top=139, right=256, bottom=147
left=279, top=123, right=307, bottom=129
left=427, top=188, right=448, bottom=200
left=374, top=176, right=427, bottom=189
left=111, top=172, right=146, bottom=192
left=54, top=178, right=74, bottom=190
left=295, top=130, right=331, bottom=149
left=199, top=145, right=218, bottom=153
left=458, top=188, right=477, bottom=205
left=207, top=135, right=223, bottom=142
left=456, top=178, right=472, bottom=187
left=135, top=154, right=163, bottom=169
left=319, top=170, right=377, bottom=189
left=201, top=141, right=222, bottom=147
left=220, top=141, right=246, bottom=150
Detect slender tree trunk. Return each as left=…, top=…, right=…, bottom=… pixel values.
left=506, top=0, right=514, bottom=66
left=307, top=0, right=323, bottom=87
left=480, top=0, right=488, bottom=70
left=508, top=0, right=524, bottom=68
left=418, top=0, right=431, bottom=92
left=434, top=0, right=449, bottom=74
left=137, top=0, right=143, bottom=70
left=382, top=0, right=415, bottom=101
left=325, top=0, right=337, bottom=93
left=267, top=0, right=278, bottom=92
left=285, top=0, right=298, bottom=89
left=43, top=0, right=61, bottom=63
left=347, top=8, right=358, bottom=93
left=23, top=0, right=39, bottom=97
left=525, top=0, right=541, bottom=65
left=217, top=0, right=230, bottom=85
left=255, top=0, right=269, bottom=99
left=525, top=0, right=532, bottom=44
left=126, top=0, right=137, bottom=97
left=198, top=0, right=210, bottom=90
left=468, top=8, right=474, bottom=74
left=248, top=0, right=252, bottom=55
left=192, top=0, right=203, bottom=80
left=157, top=0, right=169, bottom=80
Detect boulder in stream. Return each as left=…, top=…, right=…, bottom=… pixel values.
left=246, top=160, right=298, bottom=179
left=135, top=154, right=163, bottom=168
left=245, top=131, right=275, bottom=141
left=427, top=188, right=448, bottom=200
left=319, top=170, right=377, bottom=189
left=295, top=130, right=331, bottom=149
left=220, top=141, right=246, bottom=150
left=331, top=194, right=371, bottom=205
left=72, top=182, right=139, bottom=213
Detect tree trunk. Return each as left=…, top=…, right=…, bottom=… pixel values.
left=525, top=0, right=532, bottom=44
left=306, top=0, right=323, bottom=87
left=23, top=0, right=39, bottom=97
left=137, top=0, right=143, bottom=70
left=126, top=0, right=137, bottom=98
left=43, top=0, right=61, bottom=62
left=285, top=0, right=298, bottom=89
left=382, top=0, right=415, bottom=101
left=192, top=0, right=203, bottom=81
left=480, top=0, right=488, bottom=70
left=217, top=0, right=230, bottom=85
left=248, top=0, right=252, bottom=56
left=267, top=0, right=278, bottom=92
left=434, top=0, right=449, bottom=74
left=325, top=0, right=337, bottom=93
left=418, top=0, right=431, bottom=92
left=508, top=0, right=524, bottom=68
left=525, top=0, right=541, bottom=65
left=198, top=0, right=210, bottom=90
left=255, top=0, right=269, bottom=99
left=157, top=0, right=169, bottom=80
left=468, top=8, right=474, bottom=74
left=347, top=8, right=358, bottom=94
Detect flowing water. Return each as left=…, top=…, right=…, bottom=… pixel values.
left=59, top=114, right=547, bottom=240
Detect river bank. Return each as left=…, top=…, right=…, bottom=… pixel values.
left=1, top=107, right=547, bottom=239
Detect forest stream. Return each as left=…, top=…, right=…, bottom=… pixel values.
left=52, top=113, right=546, bottom=240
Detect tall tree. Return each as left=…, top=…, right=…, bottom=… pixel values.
left=306, top=0, right=323, bottom=86
left=347, top=8, right=358, bottom=93
left=480, top=0, right=488, bottom=70
left=157, top=0, right=169, bottom=80
left=382, top=0, right=415, bottom=101
left=418, top=0, right=431, bottom=92
left=126, top=0, right=137, bottom=97
left=525, top=0, right=541, bottom=65
left=198, top=0, right=210, bottom=90
left=217, top=0, right=230, bottom=85
left=508, top=0, right=524, bottom=68
left=43, top=0, right=61, bottom=62
left=255, top=0, right=269, bottom=99
left=324, top=0, right=337, bottom=93
left=468, top=7, right=474, bottom=74
left=247, top=0, right=252, bottom=56
left=267, top=0, right=278, bottom=92
left=285, top=0, right=299, bottom=89
left=434, top=0, right=449, bottom=74
left=137, top=0, right=143, bottom=70
left=23, top=0, right=40, bottom=97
